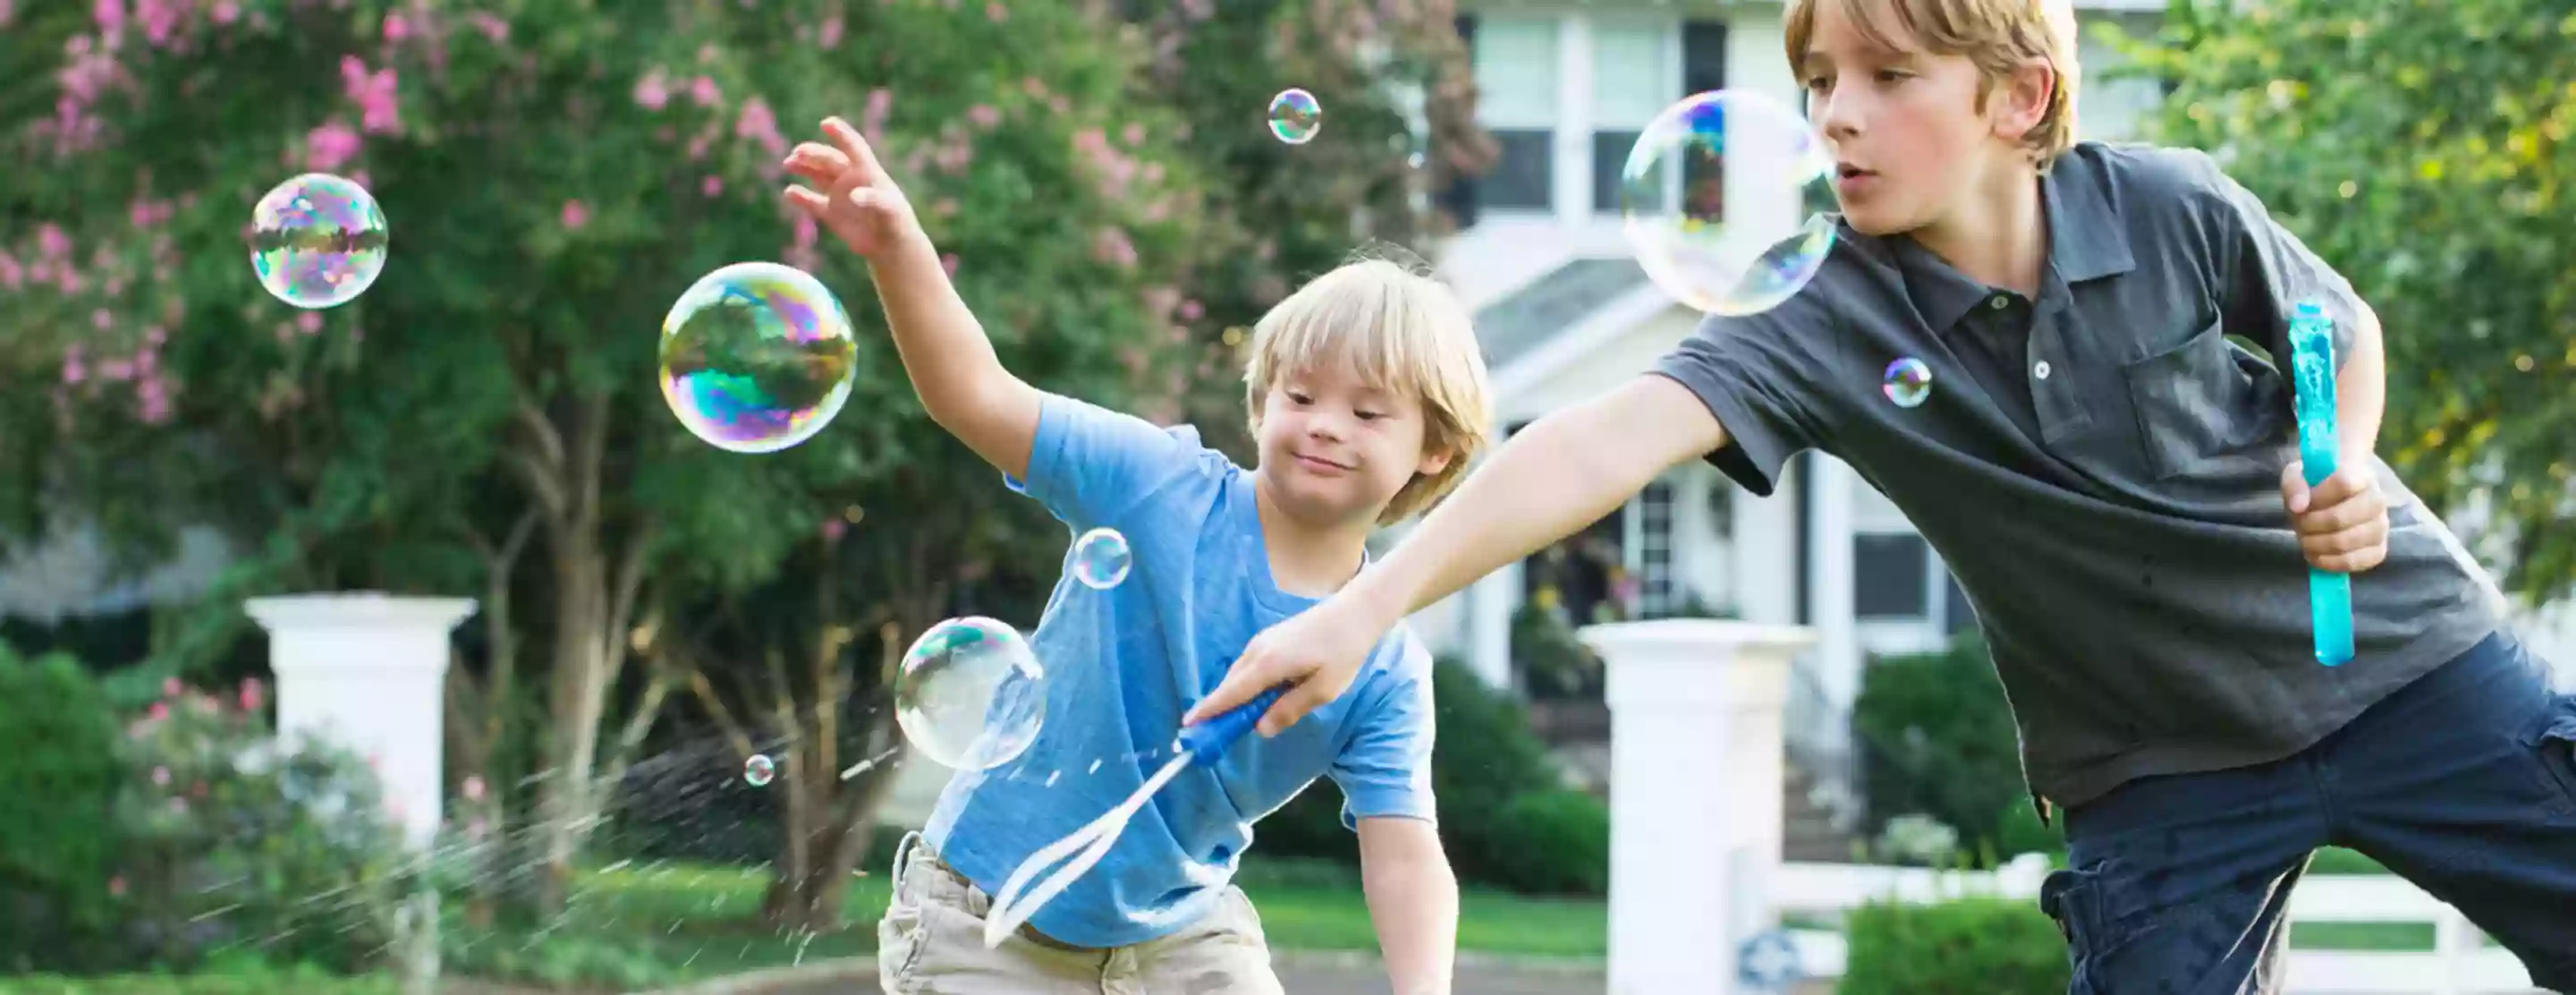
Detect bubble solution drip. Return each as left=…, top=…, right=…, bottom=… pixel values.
left=2290, top=300, right=2354, bottom=667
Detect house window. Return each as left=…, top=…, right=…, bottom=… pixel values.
left=1630, top=480, right=1676, bottom=617
left=1852, top=532, right=1931, bottom=619
left=1471, top=16, right=1559, bottom=211
left=1589, top=21, right=1674, bottom=213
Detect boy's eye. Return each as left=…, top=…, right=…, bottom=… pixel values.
left=1803, top=75, right=1832, bottom=92
left=1285, top=392, right=1313, bottom=405
left=1355, top=410, right=1385, bottom=421
left=1873, top=69, right=1911, bottom=84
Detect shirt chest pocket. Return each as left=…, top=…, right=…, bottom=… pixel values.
left=2118, top=319, right=2292, bottom=480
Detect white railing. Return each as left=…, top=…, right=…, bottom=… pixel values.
left=1774, top=855, right=2539, bottom=995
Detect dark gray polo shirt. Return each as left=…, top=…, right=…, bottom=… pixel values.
left=1652, top=140, right=2504, bottom=811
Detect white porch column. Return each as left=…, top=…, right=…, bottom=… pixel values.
left=249, top=592, right=479, bottom=849
left=1582, top=618, right=1817, bottom=995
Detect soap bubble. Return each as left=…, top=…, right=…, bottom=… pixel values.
left=895, top=617, right=1047, bottom=770
left=250, top=173, right=390, bottom=310
left=1882, top=357, right=1933, bottom=408
left=1267, top=89, right=1322, bottom=145
left=1072, top=527, right=1131, bottom=590
left=744, top=754, right=775, bottom=787
left=659, top=261, right=860, bottom=454
left=1617, top=90, right=1837, bottom=317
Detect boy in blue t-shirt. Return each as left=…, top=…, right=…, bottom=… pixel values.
left=784, top=117, right=1491, bottom=994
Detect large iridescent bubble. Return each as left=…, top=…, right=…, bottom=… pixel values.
left=658, top=262, right=860, bottom=454
left=250, top=173, right=390, bottom=310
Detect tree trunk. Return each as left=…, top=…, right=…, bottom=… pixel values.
left=533, top=532, right=611, bottom=914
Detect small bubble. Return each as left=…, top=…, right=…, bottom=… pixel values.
left=1267, top=88, right=1322, bottom=145
left=1072, top=527, right=1132, bottom=589
left=1882, top=357, right=1933, bottom=409
left=742, top=754, right=775, bottom=787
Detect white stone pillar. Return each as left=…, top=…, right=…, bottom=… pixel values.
left=1582, top=618, right=1817, bottom=995
left=248, top=592, right=479, bottom=849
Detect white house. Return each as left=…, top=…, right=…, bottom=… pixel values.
left=1397, top=0, right=2576, bottom=829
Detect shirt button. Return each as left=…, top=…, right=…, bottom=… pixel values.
left=1989, top=295, right=2011, bottom=310
left=2035, top=361, right=2053, bottom=379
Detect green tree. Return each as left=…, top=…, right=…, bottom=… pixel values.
left=1, top=0, right=1208, bottom=922
left=2114, top=0, right=2576, bottom=600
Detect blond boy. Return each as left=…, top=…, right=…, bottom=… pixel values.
left=783, top=118, right=1487, bottom=994
left=1196, top=0, right=2576, bottom=991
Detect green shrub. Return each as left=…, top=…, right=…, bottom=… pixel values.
left=1852, top=634, right=2027, bottom=863
left=109, top=679, right=408, bottom=974
left=0, top=642, right=128, bottom=973
left=0, top=965, right=400, bottom=995
left=1838, top=896, right=2072, bottom=995
left=1252, top=657, right=1610, bottom=896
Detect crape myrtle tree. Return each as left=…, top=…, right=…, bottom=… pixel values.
left=0, top=0, right=1214, bottom=923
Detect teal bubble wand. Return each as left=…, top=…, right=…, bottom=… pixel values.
left=2290, top=300, right=2355, bottom=667
left=979, top=685, right=1287, bottom=949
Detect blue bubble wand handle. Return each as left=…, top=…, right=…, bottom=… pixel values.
left=2290, top=300, right=2355, bottom=667
left=980, top=685, right=1290, bottom=948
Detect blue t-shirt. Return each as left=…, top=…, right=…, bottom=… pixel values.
left=918, top=392, right=1440, bottom=948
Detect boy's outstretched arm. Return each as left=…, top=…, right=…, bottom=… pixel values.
left=1357, top=817, right=1459, bottom=995
left=784, top=118, right=1041, bottom=480
left=1187, top=374, right=1729, bottom=734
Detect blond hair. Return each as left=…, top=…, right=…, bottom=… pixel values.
left=1242, top=253, right=1493, bottom=526
left=1786, top=0, right=2082, bottom=166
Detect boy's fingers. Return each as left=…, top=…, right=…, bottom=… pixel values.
left=1256, top=685, right=1326, bottom=739
left=781, top=186, right=832, bottom=216
left=783, top=143, right=850, bottom=182
left=2279, top=463, right=2310, bottom=514
left=1186, top=659, right=1267, bottom=726
left=822, top=117, right=887, bottom=182
left=2306, top=467, right=2367, bottom=510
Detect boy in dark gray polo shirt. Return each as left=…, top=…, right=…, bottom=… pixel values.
left=1196, top=0, right=2576, bottom=989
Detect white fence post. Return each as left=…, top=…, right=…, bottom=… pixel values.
left=247, top=591, right=477, bottom=995
left=1581, top=618, right=1818, bottom=995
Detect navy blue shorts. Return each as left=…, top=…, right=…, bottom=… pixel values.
left=2038, top=630, right=2576, bottom=993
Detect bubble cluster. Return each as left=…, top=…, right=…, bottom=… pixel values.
left=250, top=173, right=390, bottom=310
left=658, top=262, right=860, bottom=454
left=895, top=617, right=1047, bottom=771
left=1617, top=90, right=1837, bottom=317
left=1267, top=89, right=1323, bottom=145
left=1882, top=357, right=1933, bottom=409
left=1072, top=527, right=1132, bottom=590
left=743, top=754, right=775, bottom=787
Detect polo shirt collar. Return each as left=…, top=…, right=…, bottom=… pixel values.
left=1890, top=157, right=2139, bottom=333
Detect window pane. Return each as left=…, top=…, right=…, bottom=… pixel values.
left=1483, top=129, right=1555, bottom=210
left=1944, top=571, right=1979, bottom=635
left=1853, top=533, right=1929, bottom=619
left=1475, top=18, right=1559, bottom=127
left=1591, top=21, right=1672, bottom=126
left=1593, top=130, right=1643, bottom=212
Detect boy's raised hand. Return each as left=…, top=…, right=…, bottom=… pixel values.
left=783, top=116, right=918, bottom=259
left=2282, top=461, right=2390, bottom=574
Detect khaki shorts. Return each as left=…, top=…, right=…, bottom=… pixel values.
left=877, top=832, right=1285, bottom=994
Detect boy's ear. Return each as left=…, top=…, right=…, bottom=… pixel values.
left=1989, top=59, right=2058, bottom=145
left=1414, top=446, right=1454, bottom=476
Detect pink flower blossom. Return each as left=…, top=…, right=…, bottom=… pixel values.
left=0, top=254, right=20, bottom=289
left=462, top=775, right=485, bottom=801
left=633, top=72, right=669, bottom=111
left=168, top=796, right=187, bottom=814
left=161, top=676, right=181, bottom=697
left=968, top=104, right=1000, bottom=129
left=862, top=88, right=893, bottom=143
left=238, top=677, right=263, bottom=711
left=468, top=13, right=507, bottom=42
left=93, top=0, right=123, bottom=37
left=382, top=12, right=409, bottom=42
left=734, top=97, right=784, bottom=155
left=560, top=200, right=589, bottom=230
left=306, top=121, right=360, bottom=171
left=151, top=766, right=170, bottom=786
left=340, top=57, right=401, bottom=134
left=821, top=518, right=848, bottom=543
left=986, top=1, right=1005, bottom=21
left=942, top=253, right=960, bottom=276
left=818, top=15, right=843, bottom=49
left=689, top=75, right=720, bottom=107
left=136, top=0, right=179, bottom=47
left=700, top=174, right=724, bottom=198
left=211, top=1, right=237, bottom=25
left=296, top=310, right=323, bottom=335
left=107, top=876, right=125, bottom=897
left=38, top=225, right=70, bottom=259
